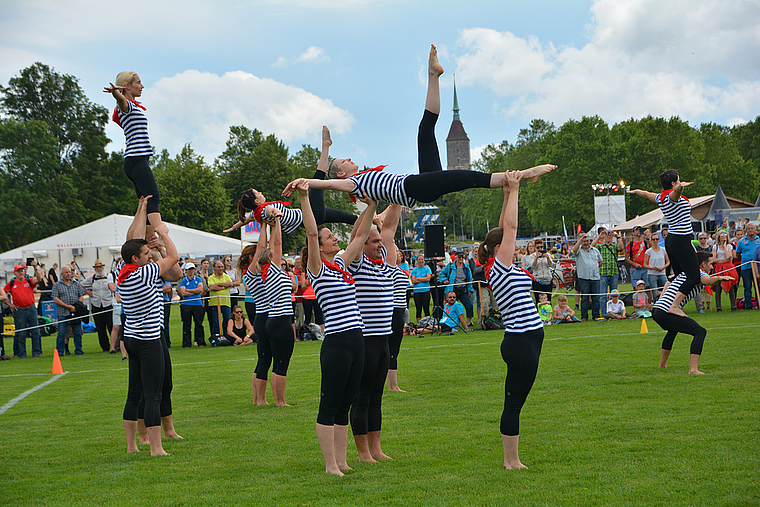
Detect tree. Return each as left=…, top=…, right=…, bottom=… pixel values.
left=153, top=145, right=229, bottom=235
left=700, top=122, right=758, bottom=203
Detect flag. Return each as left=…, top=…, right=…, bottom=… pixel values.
left=562, top=216, right=570, bottom=251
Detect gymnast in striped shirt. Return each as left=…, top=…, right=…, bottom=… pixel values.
left=225, top=128, right=358, bottom=235
left=652, top=251, right=732, bottom=374
left=297, top=176, right=377, bottom=475
left=628, top=170, right=699, bottom=317
left=282, top=46, right=556, bottom=205
left=104, top=73, right=163, bottom=235
left=479, top=172, right=544, bottom=469
left=241, top=223, right=274, bottom=405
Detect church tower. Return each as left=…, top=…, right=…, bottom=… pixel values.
left=446, top=76, right=470, bottom=171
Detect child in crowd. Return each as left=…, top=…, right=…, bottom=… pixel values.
left=605, top=289, right=628, bottom=320
left=553, top=294, right=581, bottom=324
left=632, top=280, right=652, bottom=318
left=537, top=292, right=553, bottom=326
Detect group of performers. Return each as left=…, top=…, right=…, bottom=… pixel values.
left=104, top=43, right=719, bottom=471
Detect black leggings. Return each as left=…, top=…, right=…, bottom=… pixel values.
left=665, top=233, right=700, bottom=297
left=123, top=337, right=172, bottom=427
left=413, top=291, right=431, bottom=319
left=124, top=156, right=160, bottom=216
left=310, top=169, right=357, bottom=226
left=500, top=328, right=544, bottom=436
left=253, top=313, right=272, bottom=380
left=266, top=315, right=295, bottom=376
left=389, top=307, right=405, bottom=370
left=652, top=308, right=706, bottom=355
left=403, top=109, right=492, bottom=202
left=350, top=333, right=390, bottom=435
left=302, top=298, right=325, bottom=325
left=317, top=328, right=365, bottom=426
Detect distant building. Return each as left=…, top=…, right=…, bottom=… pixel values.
left=446, top=77, right=470, bottom=171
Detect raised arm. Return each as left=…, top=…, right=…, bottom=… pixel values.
left=154, top=223, right=180, bottom=277
left=103, top=83, right=129, bottom=113
left=495, top=173, right=520, bottom=266
left=340, top=197, right=378, bottom=265
left=627, top=188, right=657, bottom=203
left=282, top=178, right=354, bottom=198
left=269, top=216, right=283, bottom=267
left=127, top=195, right=150, bottom=241
left=249, top=221, right=269, bottom=275
left=670, top=180, right=694, bottom=202
left=299, top=180, right=323, bottom=276
left=381, top=205, right=402, bottom=266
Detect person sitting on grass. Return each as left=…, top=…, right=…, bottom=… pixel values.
left=536, top=292, right=553, bottom=326
left=552, top=294, right=581, bottom=324
left=419, top=291, right=468, bottom=334
left=605, top=289, right=628, bottom=320
left=226, top=305, right=255, bottom=346
left=632, top=280, right=652, bottom=318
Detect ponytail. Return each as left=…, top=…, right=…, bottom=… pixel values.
left=237, top=189, right=259, bottom=222
left=478, top=227, right=504, bottom=265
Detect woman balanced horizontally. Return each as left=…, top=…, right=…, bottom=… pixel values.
left=479, top=172, right=546, bottom=469
left=282, top=45, right=555, bottom=205
left=297, top=135, right=379, bottom=475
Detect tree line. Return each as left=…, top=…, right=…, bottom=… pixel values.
left=1, top=63, right=758, bottom=253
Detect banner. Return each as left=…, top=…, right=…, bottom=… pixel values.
left=240, top=220, right=261, bottom=243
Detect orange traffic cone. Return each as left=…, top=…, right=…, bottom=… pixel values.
left=52, top=349, right=64, bottom=375
left=640, top=319, right=649, bottom=334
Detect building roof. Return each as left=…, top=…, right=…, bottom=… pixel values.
left=446, top=119, right=469, bottom=142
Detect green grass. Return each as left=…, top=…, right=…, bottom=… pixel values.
left=1, top=303, right=759, bottom=506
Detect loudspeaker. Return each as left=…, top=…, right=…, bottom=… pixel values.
left=423, top=224, right=445, bottom=258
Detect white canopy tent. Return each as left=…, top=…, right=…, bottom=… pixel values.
left=0, top=214, right=252, bottom=281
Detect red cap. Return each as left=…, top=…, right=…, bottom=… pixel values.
left=13, top=264, right=26, bottom=272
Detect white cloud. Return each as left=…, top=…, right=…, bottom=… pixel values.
left=453, top=0, right=760, bottom=130
left=133, top=70, right=353, bottom=162
left=272, top=46, right=330, bottom=68
left=470, top=144, right=486, bottom=164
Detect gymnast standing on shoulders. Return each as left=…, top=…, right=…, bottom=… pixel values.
left=479, top=172, right=546, bottom=469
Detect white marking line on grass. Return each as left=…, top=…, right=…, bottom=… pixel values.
left=1, top=323, right=754, bottom=379
left=0, top=372, right=68, bottom=416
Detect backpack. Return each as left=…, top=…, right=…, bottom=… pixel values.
left=481, top=309, right=504, bottom=330
left=298, top=325, right=316, bottom=342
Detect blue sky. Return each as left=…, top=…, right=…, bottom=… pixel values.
left=2, top=0, right=758, bottom=175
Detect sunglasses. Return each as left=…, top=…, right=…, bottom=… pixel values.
left=234, top=310, right=243, bottom=313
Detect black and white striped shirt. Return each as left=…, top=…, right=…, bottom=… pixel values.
left=307, top=258, right=364, bottom=335
left=392, top=266, right=408, bottom=309
left=653, top=270, right=707, bottom=312
left=263, top=263, right=293, bottom=318
left=349, top=246, right=394, bottom=336
left=243, top=267, right=270, bottom=313
left=257, top=203, right=303, bottom=235
left=655, top=192, right=693, bottom=235
left=118, top=101, right=152, bottom=158
left=489, top=258, right=543, bottom=333
left=348, top=171, right=416, bottom=208
left=119, top=262, right=164, bottom=340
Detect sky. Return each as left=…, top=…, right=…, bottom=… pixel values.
left=1, top=0, right=759, bottom=176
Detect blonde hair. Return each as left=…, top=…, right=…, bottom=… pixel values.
left=558, top=295, right=567, bottom=303
left=115, top=71, right=138, bottom=87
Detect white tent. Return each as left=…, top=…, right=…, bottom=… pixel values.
left=0, top=214, right=251, bottom=280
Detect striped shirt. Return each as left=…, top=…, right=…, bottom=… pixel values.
left=653, top=270, right=707, bottom=312
left=348, top=171, right=416, bottom=208
left=349, top=246, right=394, bottom=336
left=655, top=193, right=693, bottom=235
left=307, top=257, right=364, bottom=335
left=263, top=263, right=293, bottom=318
left=118, top=101, right=152, bottom=157
left=244, top=267, right=270, bottom=313
left=489, top=258, right=543, bottom=333
left=120, top=262, right=164, bottom=340
left=392, top=266, right=408, bottom=309
left=258, top=203, right=303, bottom=235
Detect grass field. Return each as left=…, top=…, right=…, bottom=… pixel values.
left=1, top=301, right=759, bottom=506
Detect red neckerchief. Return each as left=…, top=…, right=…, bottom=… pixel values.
left=117, top=263, right=140, bottom=285
left=367, top=256, right=385, bottom=266
left=322, top=259, right=354, bottom=284
left=660, top=189, right=690, bottom=203
left=484, top=258, right=495, bottom=282
left=260, top=263, right=271, bottom=282
left=112, top=99, right=146, bottom=128
left=252, top=201, right=291, bottom=223
left=348, top=165, right=387, bottom=203
left=398, top=266, right=410, bottom=276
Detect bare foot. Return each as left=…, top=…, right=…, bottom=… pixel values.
left=275, top=402, right=291, bottom=407
left=689, top=370, right=705, bottom=375
left=504, top=461, right=528, bottom=470
left=659, top=364, right=668, bottom=368
left=127, top=447, right=140, bottom=453
left=338, top=464, right=353, bottom=472
left=256, top=400, right=269, bottom=406
left=326, top=468, right=345, bottom=477
left=429, top=44, right=444, bottom=77
left=138, top=438, right=150, bottom=445
left=151, top=450, right=170, bottom=457
left=519, top=164, right=556, bottom=183
left=371, top=451, right=392, bottom=460
left=164, top=433, right=184, bottom=440
left=357, top=454, right=377, bottom=463
left=668, top=306, right=687, bottom=318
left=388, top=386, right=407, bottom=392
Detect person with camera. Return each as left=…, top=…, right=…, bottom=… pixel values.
left=593, top=227, right=624, bottom=315
left=526, top=238, right=554, bottom=305
left=438, top=250, right=475, bottom=327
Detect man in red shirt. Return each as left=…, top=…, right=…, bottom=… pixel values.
left=4, top=264, right=42, bottom=358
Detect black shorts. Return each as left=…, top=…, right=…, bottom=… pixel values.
left=124, top=156, right=160, bottom=215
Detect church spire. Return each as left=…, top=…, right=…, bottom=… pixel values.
left=452, top=74, right=461, bottom=121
